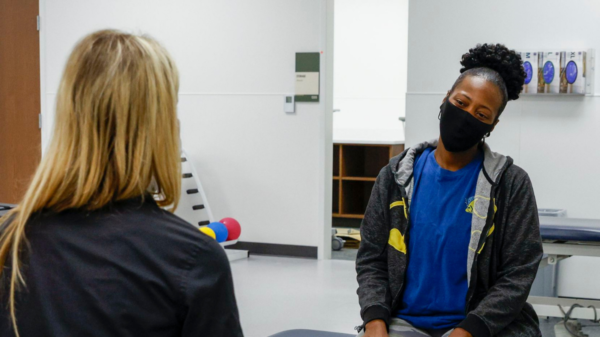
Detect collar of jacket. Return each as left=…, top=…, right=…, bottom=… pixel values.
left=389, top=138, right=514, bottom=286
left=391, top=139, right=512, bottom=187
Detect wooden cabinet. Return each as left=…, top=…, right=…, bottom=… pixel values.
left=332, top=143, right=404, bottom=226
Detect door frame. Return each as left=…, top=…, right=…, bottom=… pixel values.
left=38, top=0, right=48, bottom=153
left=318, top=0, right=334, bottom=259
left=0, top=0, right=43, bottom=202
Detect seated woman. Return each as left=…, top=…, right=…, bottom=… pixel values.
left=0, top=30, right=243, bottom=337
left=356, top=44, right=543, bottom=337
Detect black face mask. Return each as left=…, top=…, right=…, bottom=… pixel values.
left=439, top=100, right=494, bottom=153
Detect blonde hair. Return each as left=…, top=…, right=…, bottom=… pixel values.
left=0, top=30, right=181, bottom=335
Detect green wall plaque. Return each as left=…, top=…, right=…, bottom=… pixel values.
left=295, top=52, right=320, bottom=102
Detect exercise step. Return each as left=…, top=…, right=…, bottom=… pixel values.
left=182, top=173, right=193, bottom=178
left=186, top=189, right=199, bottom=195
left=198, top=221, right=210, bottom=226
left=192, top=204, right=205, bottom=210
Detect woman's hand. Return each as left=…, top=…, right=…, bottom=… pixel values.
left=448, top=328, right=472, bottom=337
left=363, top=320, right=388, bottom=337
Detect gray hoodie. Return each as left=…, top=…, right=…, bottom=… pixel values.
left=356, top=140, right=543, bottom=336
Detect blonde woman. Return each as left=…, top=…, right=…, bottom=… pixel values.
left=0, top=30, right=243, bottom=337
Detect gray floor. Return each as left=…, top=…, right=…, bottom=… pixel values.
left=231, top=255, right=600, bottom=337
left=332, top=248, right=358, bottom=261
left=230, top=255, right=361, bottom=337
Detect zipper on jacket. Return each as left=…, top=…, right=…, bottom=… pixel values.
left=464, top=161, right=509, bottom=310
left=391, top=185, right=412, bottom=312
left=465, top=185, right=497, bottom=312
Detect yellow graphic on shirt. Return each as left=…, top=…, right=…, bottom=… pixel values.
left=465, top=199, right=475, bottom=214
left=388, top=228, right=407, bottom=254
left=465, top=195, right=492, bottom=219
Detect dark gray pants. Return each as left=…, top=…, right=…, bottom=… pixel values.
left=356, top=318, right=452, bottom=337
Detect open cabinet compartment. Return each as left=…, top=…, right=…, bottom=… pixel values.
left=332, top=179, right=340, bottom=214
left=333, top=144, right=340, bottom=177
left=341, top=145, right=391, bottom=178
left=332, top=143, right=404, bottom=226
left=341, top=180, right=375, bottom=216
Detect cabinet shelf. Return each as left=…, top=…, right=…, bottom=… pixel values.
left=342, top=145, right=390, bottom=178
left=332, top=143, right=404, bottom=223
left=341, top=177, right=376, bottom=182
left=333, top=214, right=365, bottom=219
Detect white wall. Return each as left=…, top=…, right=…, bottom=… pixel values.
left=39, top=0, right=333, bottom=256
left=406, top=0, right=600, bottom=298
left=333, top=0, right=408, bottom=139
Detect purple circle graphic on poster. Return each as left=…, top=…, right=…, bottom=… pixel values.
left=566, top=61, right=578, bottom=84
left=543, top=61, right=555, bottom=84
left=523, top=61, right=533, bottom=84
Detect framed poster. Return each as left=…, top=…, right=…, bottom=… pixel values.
left=295, top=52, right=320, bottom=102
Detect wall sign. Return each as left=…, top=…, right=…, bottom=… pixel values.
left=295, top=52, right=320, bottom=102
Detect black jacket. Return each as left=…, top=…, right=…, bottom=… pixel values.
left=356, top=140, right=543, bottom=336
left=0, top=197, right=243, bottom=337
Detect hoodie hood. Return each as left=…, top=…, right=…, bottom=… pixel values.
left=391, top=139, right=513, bottom=188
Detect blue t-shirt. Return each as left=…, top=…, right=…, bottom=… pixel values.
left=397, top=147, right=483, bottom=330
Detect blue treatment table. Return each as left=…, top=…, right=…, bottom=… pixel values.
left=540, top=217, right=600, bottom=242
left=529, top=216, right=600, bottom=320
